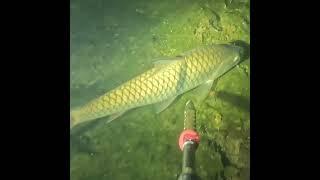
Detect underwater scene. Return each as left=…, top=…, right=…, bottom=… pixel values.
left=70, top=0, right=250, bottom=180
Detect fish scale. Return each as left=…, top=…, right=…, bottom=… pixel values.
left=70, top=44, right=241, bottom=128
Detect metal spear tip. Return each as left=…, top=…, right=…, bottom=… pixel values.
left=185, top=100, right=195, bottom=110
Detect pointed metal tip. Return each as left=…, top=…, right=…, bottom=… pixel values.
left=184, top=100, right=196, bottom=130
left=185, top=100, right=195, bottom=110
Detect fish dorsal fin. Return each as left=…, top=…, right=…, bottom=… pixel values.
left=152, top=56, right=183, bottom=68
left=154, top=96, right=178, bottom=114
left=180, top=45, right=211, bottom=56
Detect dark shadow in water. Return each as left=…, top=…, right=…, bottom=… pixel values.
left=70, top=134, right=97, bottom=158
left=208, top=139, right=232, bottom=166
left=207, top=138, right=235, bottom=180
left=70, top=118, right=106, bottom=157
left=70, top=83, right=113, bottom=156
left=230, top=40, right=250, bottom=63
left=216, top=91, right=250, bottom=113
left=71, top=116, right=105, bottom=137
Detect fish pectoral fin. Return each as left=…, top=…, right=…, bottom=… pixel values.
left=152, top=57, right=183, bottom=68
left=189, top=79, right=217, bottom=105
left=105, top=111, right=127, bottom=124
left=154, top=96, right=178, bottom=114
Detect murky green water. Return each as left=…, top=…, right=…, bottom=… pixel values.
left=70, top=0, right=250, bottom=179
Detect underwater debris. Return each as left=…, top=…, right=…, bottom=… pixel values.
left=135, top=8, right=145, bottom=15
left=193, top=23, right=208, bottom=43
left=200, top=5, right=223, bottom=32
left=209, top=10, right=223, bottom=32
left=212, top=112, right=223, bottom=130
left=70, top=134, right=97, bottom=158
left=242, top=15, right=250, bottom=25
left=224, top=0, right=249, bottom=10
left=239, top=64, right=249, bottom=77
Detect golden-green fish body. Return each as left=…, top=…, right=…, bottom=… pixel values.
left=71, top=44, right=241, bottom=128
